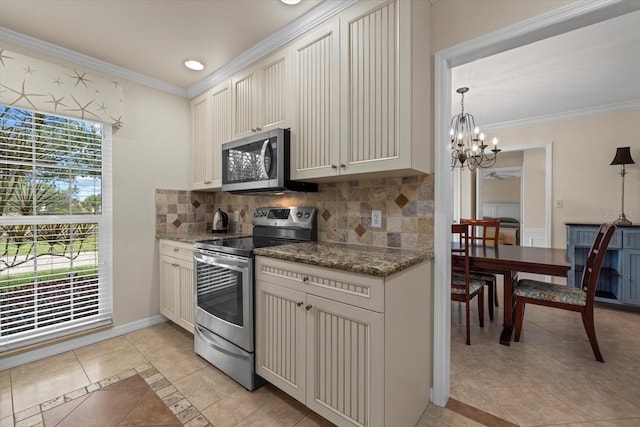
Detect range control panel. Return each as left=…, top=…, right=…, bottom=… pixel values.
left=252, top=207, right=317, bottom=229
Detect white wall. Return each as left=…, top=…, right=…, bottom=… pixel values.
left=431, top=0, right=574, bottom=52
left=523, top=149, right=546, bottom=229
left=111, top=82, right=190, bottom=325
left=492, top=109, right=640, bottom=247
left=483, top=177, right=520, bottom=204
left=0, top=41, right=191, bottom=327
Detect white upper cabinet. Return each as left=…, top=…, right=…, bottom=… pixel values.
left=232, top=49, right=290, bottom=141
left=291, top=0, right=431, bottom=179
left=290, top=20, right=341, bottom=180
left=191, top=0, right=431, bottom=183
left=190, top=80, right=231, bottom=190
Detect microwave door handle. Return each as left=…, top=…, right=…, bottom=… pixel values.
left=259, top=140, right=271, bottom=179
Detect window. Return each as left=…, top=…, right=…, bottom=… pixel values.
left=0, top=106, right=112, bottom=352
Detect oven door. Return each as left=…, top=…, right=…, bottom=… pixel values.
left=194, top=250, right=254, bottom=352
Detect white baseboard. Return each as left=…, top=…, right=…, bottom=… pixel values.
left=0, top=315, right=168, bottom=370
left=522, top=228, right=547, bottom=247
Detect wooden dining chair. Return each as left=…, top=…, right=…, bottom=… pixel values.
left=459, top=218, right=501, bottom=320
left=514, top=223, right=616, bottom=362
left=451, top=223, right=485, bottom=345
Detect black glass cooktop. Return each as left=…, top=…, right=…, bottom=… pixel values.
left=194, top=235, right=306, bottom=257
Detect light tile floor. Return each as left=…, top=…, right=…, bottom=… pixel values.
left=451, top=283, right=640, bottom=427
left=1, top=322, right=478, bottom=427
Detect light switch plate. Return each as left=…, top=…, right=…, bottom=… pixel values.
left=234, top=210, right=240, bottom=222
left=372, top=210, right=382, bottom=228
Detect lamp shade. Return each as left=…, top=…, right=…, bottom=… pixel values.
left=610, top=147, right=635, bottom=165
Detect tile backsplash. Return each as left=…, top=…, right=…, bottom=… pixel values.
left=156, top=174, right=434, bottom=251
left=155, top=189, right=215, bottom=235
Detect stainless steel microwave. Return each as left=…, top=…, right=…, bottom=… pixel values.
left=221, top=128, right=317, bottom=194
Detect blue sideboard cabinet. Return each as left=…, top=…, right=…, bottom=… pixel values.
left=566, top=223, right=640, bottom=306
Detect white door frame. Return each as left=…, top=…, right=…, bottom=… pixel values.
left=475, top=143, right=553, bottom=247
left=476, top=165, right=523, bottom=222
left=431, top=0, right=640, bottom=407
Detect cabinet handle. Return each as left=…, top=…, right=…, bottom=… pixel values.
left=331, top=164, right=337, bottom=169
left=172, top=263, right=179, bottom=268
left=173, top=248, right=179, bottom=252
left=340, top=164, right=346, bottom=168
left=297, top=301, right=304, bottom=307
left=204, top=180, right=211, bottom=184
left=251, top=128, right=257, bottom=132
left=256, top=127, right=262, bottom=131
left=302, top=276, right=309, bottom=283
left=305, top=304, right=312, bottom=311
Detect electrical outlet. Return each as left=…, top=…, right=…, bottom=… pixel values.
left=372, top=210, right=382, bottom=228
left=234, top=210, right=240, bottom=222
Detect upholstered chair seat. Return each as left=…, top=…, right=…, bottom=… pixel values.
left=452, top=274, right=485, bottom=295
left=515, top=279, right=586, bottom=306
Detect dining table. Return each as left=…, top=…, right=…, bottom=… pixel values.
left=452, top=244, right=571, bottom=345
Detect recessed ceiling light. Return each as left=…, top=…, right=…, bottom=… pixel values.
left=184, top=60, right=205, bottom=71
left=281, top=0, right=301, bottom=5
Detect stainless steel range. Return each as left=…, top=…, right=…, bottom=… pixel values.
left=193, top=207, right=317, bottom=390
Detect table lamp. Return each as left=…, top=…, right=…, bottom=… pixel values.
left=610, top=146, right=635, bottom=225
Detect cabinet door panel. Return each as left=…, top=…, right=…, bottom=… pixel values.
left=177, top=258, right=194, bottom=332
left=256, top=281, right=306, bottom=403
left=210, top=82, right=231, bottom=187
left=623, top=250, right=640, bottom=306
left=159, top=255, right=178, bottom=320
left=343, top=0, right=397, bottom=166
left=191, top=96, right=210, bottom=187
left=232, top=68, right=257, bottom=140
left=259, top=54, right=287, bottom=131
left=290, top=20, right=341, bottom=179
left=306, top=295, right=384, bottom=427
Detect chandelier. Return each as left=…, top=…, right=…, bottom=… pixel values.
left=450, top=87, right=500, bottom=170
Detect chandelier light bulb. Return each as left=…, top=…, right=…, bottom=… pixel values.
left=449, top=87, right=500, bottom=170
left=492, top=137, right=499, bottom=146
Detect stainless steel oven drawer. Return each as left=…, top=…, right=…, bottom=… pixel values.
left=194, top=324, right=264, bottom=391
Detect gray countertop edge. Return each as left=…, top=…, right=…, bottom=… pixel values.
left=254, top=241, right=433, bottom=277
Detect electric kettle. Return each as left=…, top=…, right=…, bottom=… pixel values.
left=212, top=208, right=228, bottom=233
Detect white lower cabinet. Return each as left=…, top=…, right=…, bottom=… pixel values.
left=255, top=256, right=431, bottom=427
left=159, top=239, right=194, bottom=333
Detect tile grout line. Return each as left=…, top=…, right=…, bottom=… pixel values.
left=12, top=361, right=213, bottom=427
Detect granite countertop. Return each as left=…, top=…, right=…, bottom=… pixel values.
left=254, top=241, right=432, bottom=277
left=156, top=231, right=250, bottom=244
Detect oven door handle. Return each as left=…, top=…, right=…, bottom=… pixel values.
left=194, top=252, right=249, bottom=271
left=195, top=325, right=251, bottom=361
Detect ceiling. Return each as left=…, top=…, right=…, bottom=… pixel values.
left=452, top=8, right=640, bottom=129
left=0, top=0, right=323, bottom=90
left=1, top=0, right=639, bottom=124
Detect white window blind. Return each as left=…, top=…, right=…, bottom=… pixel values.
left=0, top=106, right=112, bottom=352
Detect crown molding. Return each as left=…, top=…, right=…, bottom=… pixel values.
left=0, top=0, right=358, bottom=100
left=441, top=0, right=640, bottom=69
left=484, top=99, right=640, bottom=131
left=0, top=26, right=188, bottom=98
left=186, top=0, right=359, bottom=98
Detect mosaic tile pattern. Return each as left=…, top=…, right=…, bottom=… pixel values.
left=12, top=363, right=211, bottom=427
left=155, top=189, right=215, bottom=236
left=156, top=175, right=434, bottom=250
left=211, top=174, right=435, bottom=251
